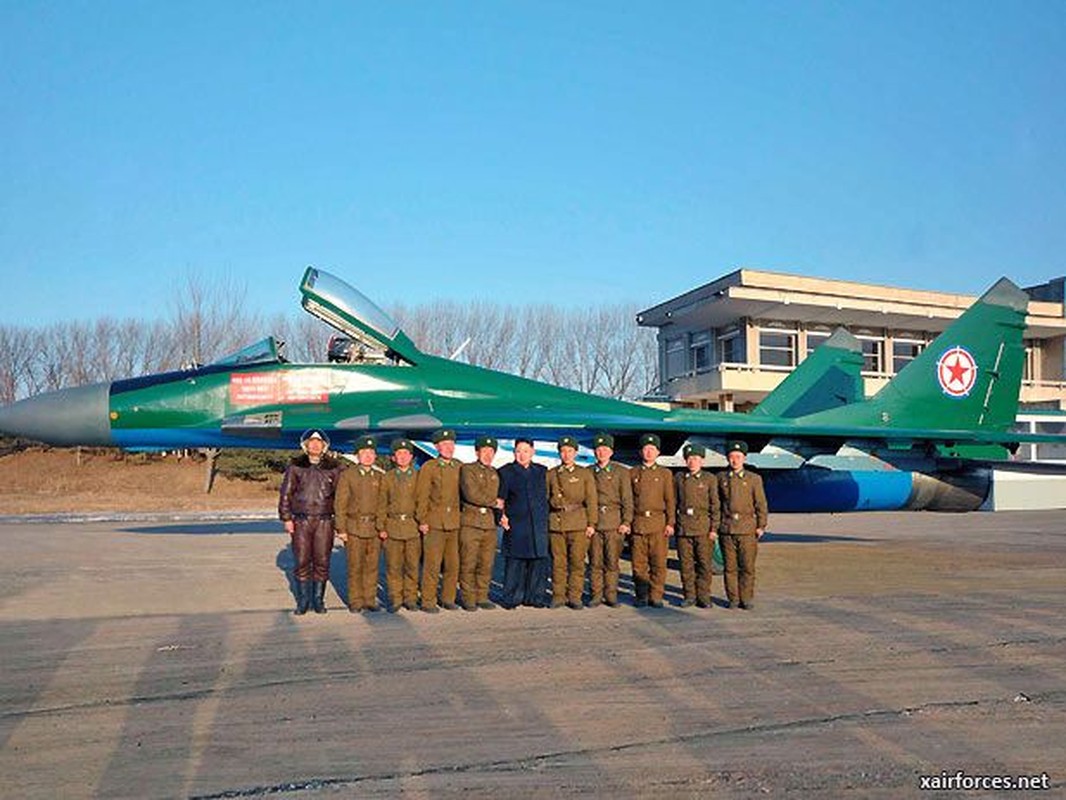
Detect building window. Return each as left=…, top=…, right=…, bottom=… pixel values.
left=806, top=330, right=831, bottom=357
left=719, top=331, right=742, bottom=364
left=665, top=336, right=686, bottom=379
left=1035, top=421, right=1066, bottom=461
left=892, top=339, right=925, bottom=374
left=691, top=331, right=712, bottom=372
left=857, top=336, right=884, bottom=374
left=759, top=329, right=797, bottom=368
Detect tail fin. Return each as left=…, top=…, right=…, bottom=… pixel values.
left=795, top=278, right=1028, bottom=431
left=752, top=328, right=865, bottom=417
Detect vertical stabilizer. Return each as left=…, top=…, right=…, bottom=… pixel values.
left=753, top=328, right=865, bottom=418
left=795, top=278, right=1028, bottom=432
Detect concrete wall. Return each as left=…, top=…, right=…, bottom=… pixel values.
left=982, top=469, right=1066, bottom=511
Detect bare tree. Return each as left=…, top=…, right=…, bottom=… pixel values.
left=169, top=272, right=260, bottom=366
left=0, top=326, right=36, bottom=404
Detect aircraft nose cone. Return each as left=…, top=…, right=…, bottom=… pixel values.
left=0, top=383, right=113, bottom=446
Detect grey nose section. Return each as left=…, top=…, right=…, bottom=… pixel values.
left=0, top=383, right=113, bottom=446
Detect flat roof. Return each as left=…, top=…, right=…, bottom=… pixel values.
left=637, top=269, right=1066, bottom=338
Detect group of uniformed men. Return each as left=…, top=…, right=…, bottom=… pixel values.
left=278, top=428, right=768, bottom=616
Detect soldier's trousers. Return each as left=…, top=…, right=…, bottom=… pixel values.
left=291, top=517, right=334, bottom=582
left=630, top=532, right=669, bottom=604
left=719, top=533, right=757, bottom=606
left=346, top=536, right=381, bottom=610
left=384, top=537, right=421, bottom=608
left=459, top=526, right=497, bottom=607
left=420, top=528, right=459, bottom=609
left=676, top=534, right=714, bottom=603
left=588, top=530, right=624, bottom=604
left=550, top=530, right=591, bottom=605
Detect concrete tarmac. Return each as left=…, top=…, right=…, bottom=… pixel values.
left=0, top=511, right=1063, bottom=798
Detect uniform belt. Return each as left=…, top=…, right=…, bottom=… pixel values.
left=641, top=510, right=660, bottom=517
left=477, top=507, right=490, bottom=515
left=293, top=513, right=333, bottom=520
left=599, top=505, right=613, bottom=513
left=389, top=513, right=412, bottom=521
left=357, top=514, right=374, bottom=521
left=560, top=503, right=583, bottom=512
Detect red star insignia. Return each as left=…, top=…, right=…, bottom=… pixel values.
left=946, top=356, right=969, bottom=385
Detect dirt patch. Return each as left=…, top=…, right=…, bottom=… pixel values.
left=0, top=448, right=278, bottom=514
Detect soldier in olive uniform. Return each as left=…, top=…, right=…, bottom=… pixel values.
left=416, top=429, right=462, bottom=613
left=630, top=433, right=676, bottom=608
left=675, top=444, right=720, bottom=608
left=717, top=440, right=768, bottom=610
left=459, top=436, right=500, bottom=611
left=547, top=435, right=598, bottom=609
left=334, top=435, right=385, bottom=612
left=376, top=438, right=421, bottom=612
left=588, top=433, right=633, bottom=607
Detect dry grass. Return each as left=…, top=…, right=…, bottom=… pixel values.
left=0, top=448, right=278, bottom=514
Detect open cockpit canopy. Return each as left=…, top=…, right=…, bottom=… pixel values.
left=299, top=267, right=422, bottom=363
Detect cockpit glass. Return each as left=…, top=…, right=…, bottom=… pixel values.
left=302, top=269, right=400, bottom=341
left=210, top=337, right=282, bottom=366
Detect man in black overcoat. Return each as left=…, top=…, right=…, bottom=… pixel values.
left=496, top=437, right=551, bottom=608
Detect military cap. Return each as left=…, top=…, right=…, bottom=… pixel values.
left=432, top=429, right=456, bottom=444
left=353, top=435, right=377, bottom=452
left=593, top=433, right=615, bottom=449
left=727, top=439, right=749, bottom=455
left=390, top=437, right=414, bottom=453
left=639, top=433, right=661, bottom=449
left=557, top=435, right=579, bottom=450
left=475, top=435, right=498, bottom=450
left=514, top=436, right=535, bottom=447
left=683, top=444, right=706, bottom=459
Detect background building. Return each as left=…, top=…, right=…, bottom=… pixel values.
left=638, top=270, right=1066, bottom=463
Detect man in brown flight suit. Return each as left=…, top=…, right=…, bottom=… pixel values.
left=334, top=435, right=384, bottom=613
left=416, top=429, right=462, bottom=613
left=717, top=440, right=768, bottom=610
left=278, top=429, right=345, bottom=616
left=547, top=435, right=598, bottom=609
left=377, top=438, right=421, bottom=612
left=630, top=433, right=675, bottom=608
left=588, top=433, right=633, bottom=608
left=459, top=436, right=500, bottom=611
left=675, top=444, right=720, bottom=609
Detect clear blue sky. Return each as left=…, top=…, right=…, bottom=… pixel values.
left=2, top=1, right=1064, bottom=326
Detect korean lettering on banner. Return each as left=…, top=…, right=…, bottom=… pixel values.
left=230, top=372, right=330, bottom=406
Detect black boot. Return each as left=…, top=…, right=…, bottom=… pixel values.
left=312, top=581, right=327, bottom=614
left=294, top=580, right=311, bottom=616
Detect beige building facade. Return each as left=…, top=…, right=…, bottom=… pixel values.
left=637, top=270, right=1066, bottom=414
